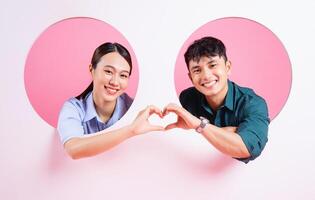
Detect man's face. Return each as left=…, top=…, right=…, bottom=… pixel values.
left=188, top=55, right=231, bottom=99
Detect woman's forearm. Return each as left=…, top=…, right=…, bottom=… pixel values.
left=64, top=125, right=134, bottom=159
left=63, top=105, right=164, bottom=159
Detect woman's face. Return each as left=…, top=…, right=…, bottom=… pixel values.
left=91, top=52, right=131, bottom=102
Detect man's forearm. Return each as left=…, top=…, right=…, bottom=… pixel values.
left=200, top=124, right=250, bottom=158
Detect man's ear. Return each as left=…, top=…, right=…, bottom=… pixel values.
left=188, top=72, right=192, bottom=81
left=226, top=60, right=232, bottom=76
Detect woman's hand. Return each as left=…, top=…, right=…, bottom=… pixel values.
left=130, top=105, right=165, bottom=135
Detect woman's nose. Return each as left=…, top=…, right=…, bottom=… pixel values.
left=109, top=74, right=119, bottom=86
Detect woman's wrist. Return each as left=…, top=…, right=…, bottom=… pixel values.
left=126, top=124, right=137, bottom=137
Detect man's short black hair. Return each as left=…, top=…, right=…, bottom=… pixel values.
left=184, top=36, right=228, bottom=69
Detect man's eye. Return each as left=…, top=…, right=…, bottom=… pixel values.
left=193, top=69, right=201, bottom=73
left=120, top=74, right=129, bottom=79
left=210, top=64, right=217, bottom=68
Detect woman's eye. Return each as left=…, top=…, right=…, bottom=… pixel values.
left=104, top=70, right=113, bottom=74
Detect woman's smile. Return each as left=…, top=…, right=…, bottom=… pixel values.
left=104, top=85, right=120, bottom=95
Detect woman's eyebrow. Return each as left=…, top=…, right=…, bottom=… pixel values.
left=103, top=65, right=115, bottom=70
left=120, top=70, right=130, bottom=74
left=104, top=65, right=130, bottom=74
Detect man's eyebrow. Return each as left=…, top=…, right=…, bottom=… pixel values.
left=208, top=59, right=217, bottom=64
left=190, top=65, right=200, bottom=70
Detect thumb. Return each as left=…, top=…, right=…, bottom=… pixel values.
left=165, top=123, right=178, bottom=131
left=149, top=125, right=165, bottom=132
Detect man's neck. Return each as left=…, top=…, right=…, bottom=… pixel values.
left=205, top=84, right=228, bottom=111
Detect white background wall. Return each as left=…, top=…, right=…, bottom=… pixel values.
left=1, top=0, right=314, bottom=199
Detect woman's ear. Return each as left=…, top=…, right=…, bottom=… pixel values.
left=89, top=64, right=93, bottom=73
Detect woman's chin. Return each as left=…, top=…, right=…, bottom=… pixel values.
left=103, top=95, right=117, bottom=102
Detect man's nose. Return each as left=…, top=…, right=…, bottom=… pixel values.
left=201, top=67, right=212, bottom=79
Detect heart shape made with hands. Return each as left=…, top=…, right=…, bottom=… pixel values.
left=136, top=104, right=237, bottom=134
left=145, top=103, right=194, bottom=131
left=148, top=110, right=178, bottom=129
left=137, top=104, right=195, bottom=132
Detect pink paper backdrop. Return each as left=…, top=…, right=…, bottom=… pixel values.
left=24, top=17, right=139, bottom=127
left=174, top=17, right=292, bottom=120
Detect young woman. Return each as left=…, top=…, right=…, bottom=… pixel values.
left=57, top=42, right=163, bottom=159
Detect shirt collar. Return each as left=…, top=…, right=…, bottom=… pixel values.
left=224, top=80, right=234, bottom=111
left=83, top=92, right=125, bottom=124
left=201, top=79, right=234, bottom=113
left=83, top=92, right=99, bottom=122
left=106, top=95, right=125, bottom=125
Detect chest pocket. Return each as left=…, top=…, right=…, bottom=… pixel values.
left=215, top=109, right=238, bottom=127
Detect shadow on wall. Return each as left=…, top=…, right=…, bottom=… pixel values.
left=177, top=150, right=237, bottom=178
left=46, top=129, right=70, bottom=172
left=45, top=130, right=237, bottom=177
left=45, top=129, right=132, bottom=174
left=128, top=134, right=238, bottom=178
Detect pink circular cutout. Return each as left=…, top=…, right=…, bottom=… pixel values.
left=174, top=17, right=292, bottom=120
left=24, top=17, right=139, bottom=127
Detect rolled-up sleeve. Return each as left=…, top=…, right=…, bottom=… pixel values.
left=57, top=100, right=84, bottom=145
left=237, top=96, right=270, bottom=163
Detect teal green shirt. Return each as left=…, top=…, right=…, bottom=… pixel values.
left=179, top=80, right=270, bottom=163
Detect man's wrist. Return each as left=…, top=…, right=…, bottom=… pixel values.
left=195, top=116, right=210, bottom=133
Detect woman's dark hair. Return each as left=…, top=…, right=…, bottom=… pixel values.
left=184, top=36, right=228, bottom=69
left=76, top=42, right=132, bottom=100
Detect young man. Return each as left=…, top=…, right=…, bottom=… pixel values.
left=163, top=36, right=269, bottom=163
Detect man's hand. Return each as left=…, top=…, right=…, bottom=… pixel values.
left=162, top=103, right=200, bottom=131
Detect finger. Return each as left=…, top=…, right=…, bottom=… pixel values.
left=163, top=103, right=181, bottom=113
left=162, top=109, right=169, bottom=117
left=147, top=105, right=163, bottom=117
left=162, top=107, right=174, bottom=116
left=149, top=125, right=165, bottom=132
left=164, top=107, right=184, bottom=118
left=165, top=123, right=178, bottom=131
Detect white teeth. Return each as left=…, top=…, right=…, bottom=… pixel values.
left=203, top=80, right=217, bottom=87
left=105, top=86, right=118, bottom=95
